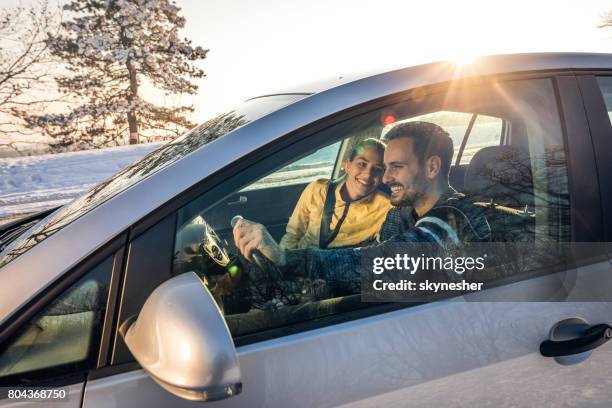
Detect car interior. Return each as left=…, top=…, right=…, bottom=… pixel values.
left=171, top=80, right=569, bottom=337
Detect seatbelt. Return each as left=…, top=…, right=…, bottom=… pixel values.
left=319, top=180, right=350, bottom=249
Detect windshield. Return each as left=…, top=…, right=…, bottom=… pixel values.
left=0, top=94, right=310, bottom=269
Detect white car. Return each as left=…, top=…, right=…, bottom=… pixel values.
left=1, top=53, right=612, bottom=407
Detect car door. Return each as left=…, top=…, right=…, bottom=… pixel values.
left=82, top=73, right=612, bottom=408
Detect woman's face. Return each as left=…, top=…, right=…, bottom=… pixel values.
left=343, top=147, right=385, bottom=201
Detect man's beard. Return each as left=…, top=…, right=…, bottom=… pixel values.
left=390, top=172, right=429, bottom=207
left=394, top=189, right=423, bottom=207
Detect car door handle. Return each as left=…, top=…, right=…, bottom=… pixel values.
left=540, top=323, right=612, bottom=357
left=227, top=195, right=247, bottom=206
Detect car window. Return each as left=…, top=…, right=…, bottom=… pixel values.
left=165, top=77, right=570, bottom=340
left=459, top=114, right=503, bottom=164
left=596, top=76, right=612, bottom=124
left=382, top=111, right=503, bottom=165
left=0, top=256, right=112, bottom=385
left=243, top=141, right=341, bottom=191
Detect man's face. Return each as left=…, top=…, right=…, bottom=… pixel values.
left=383, top=137, right=428, bottom=206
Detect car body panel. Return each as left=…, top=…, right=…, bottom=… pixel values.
left=82, top=262, right=612, bottom=407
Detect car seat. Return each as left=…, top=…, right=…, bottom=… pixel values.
left=463, top=146, right=535, bottom=242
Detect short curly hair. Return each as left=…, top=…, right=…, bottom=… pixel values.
left=382, top=121, right=453, bottom=181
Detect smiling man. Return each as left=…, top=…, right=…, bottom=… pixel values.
left=378, top=121, right=459, bottom=241
left=233, top=121, right=491, bottom=293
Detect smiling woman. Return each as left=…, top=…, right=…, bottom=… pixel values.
left=279, top=138, right=391, bottom=250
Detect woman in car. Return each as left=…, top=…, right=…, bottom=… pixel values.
left=280, top=138, right=391, bottom=249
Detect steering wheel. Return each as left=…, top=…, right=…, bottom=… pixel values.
left=200, top=220, right=232, bottom=268
left=191, top=216, right=290, bottom=311
left=174, top=218, right=235, bottom=280
left=199, top=218, right=275, bottom=278
left=177, top=219, right=252, bottom=313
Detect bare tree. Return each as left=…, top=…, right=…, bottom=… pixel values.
left=600, top=10, right=612, bottom=30
left=0, top=0, right=62, bottom=154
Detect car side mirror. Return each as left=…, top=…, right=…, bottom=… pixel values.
left=120, top=272, right=241, bottom=402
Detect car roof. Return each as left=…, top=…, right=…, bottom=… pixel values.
left=2, top=52, right=612, bottom=325
left=251, top=52, right=612, bottom=96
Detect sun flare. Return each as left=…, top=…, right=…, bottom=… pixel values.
left=449, top=52, right=479, bottom=66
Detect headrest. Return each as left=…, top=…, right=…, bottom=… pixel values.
left=464, top=146, right=533, bottom=208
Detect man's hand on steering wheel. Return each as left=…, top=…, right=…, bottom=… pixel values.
left=232, top=218, right=287, bottom=268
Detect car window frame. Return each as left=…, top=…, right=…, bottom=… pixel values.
left=104, top=71, right=603, bottom=370
left=555, top=75, right=605, bottom=245
left=576, top=73, right=612, bottom=245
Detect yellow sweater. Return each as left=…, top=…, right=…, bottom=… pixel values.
left=280, top=179, right=391, bottom=249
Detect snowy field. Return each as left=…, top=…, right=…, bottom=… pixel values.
left=0, top=141, right=335, bottom=227
left=0, top=143, right=162, bottom=225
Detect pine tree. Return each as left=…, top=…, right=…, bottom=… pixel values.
left=33, top=0, right=207, bottom=148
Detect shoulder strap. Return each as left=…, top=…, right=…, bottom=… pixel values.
left=319, top=180, right=350, bottom=248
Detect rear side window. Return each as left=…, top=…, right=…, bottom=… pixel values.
left=0, top=256, right=112, bottom=385
left=596, top=76, right=612, bottom=124
left=459, top=114, right=503, bottom=164
left=243, top=141, right=341, bottom=191
left=382, top=111, right=503, bottom=165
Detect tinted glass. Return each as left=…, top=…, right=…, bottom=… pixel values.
left=596, top=76, right=612, bottom=124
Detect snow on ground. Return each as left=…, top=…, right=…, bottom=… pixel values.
left=0, top=143, right=163, bottom=224
left=0, top=141, right=334, bottom=227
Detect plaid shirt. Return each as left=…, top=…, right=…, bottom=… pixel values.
left=283, top=188, right=491, bottom=293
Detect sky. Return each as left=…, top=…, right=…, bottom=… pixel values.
left=175, top=0, right=612, bottom=120
left=4, top=0, right=612, bottom=126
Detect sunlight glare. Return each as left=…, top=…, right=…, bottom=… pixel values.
left=449, top=51, right=479, bottom=66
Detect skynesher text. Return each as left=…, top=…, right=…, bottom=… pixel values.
left=373, top=279, right=484, bottom=292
